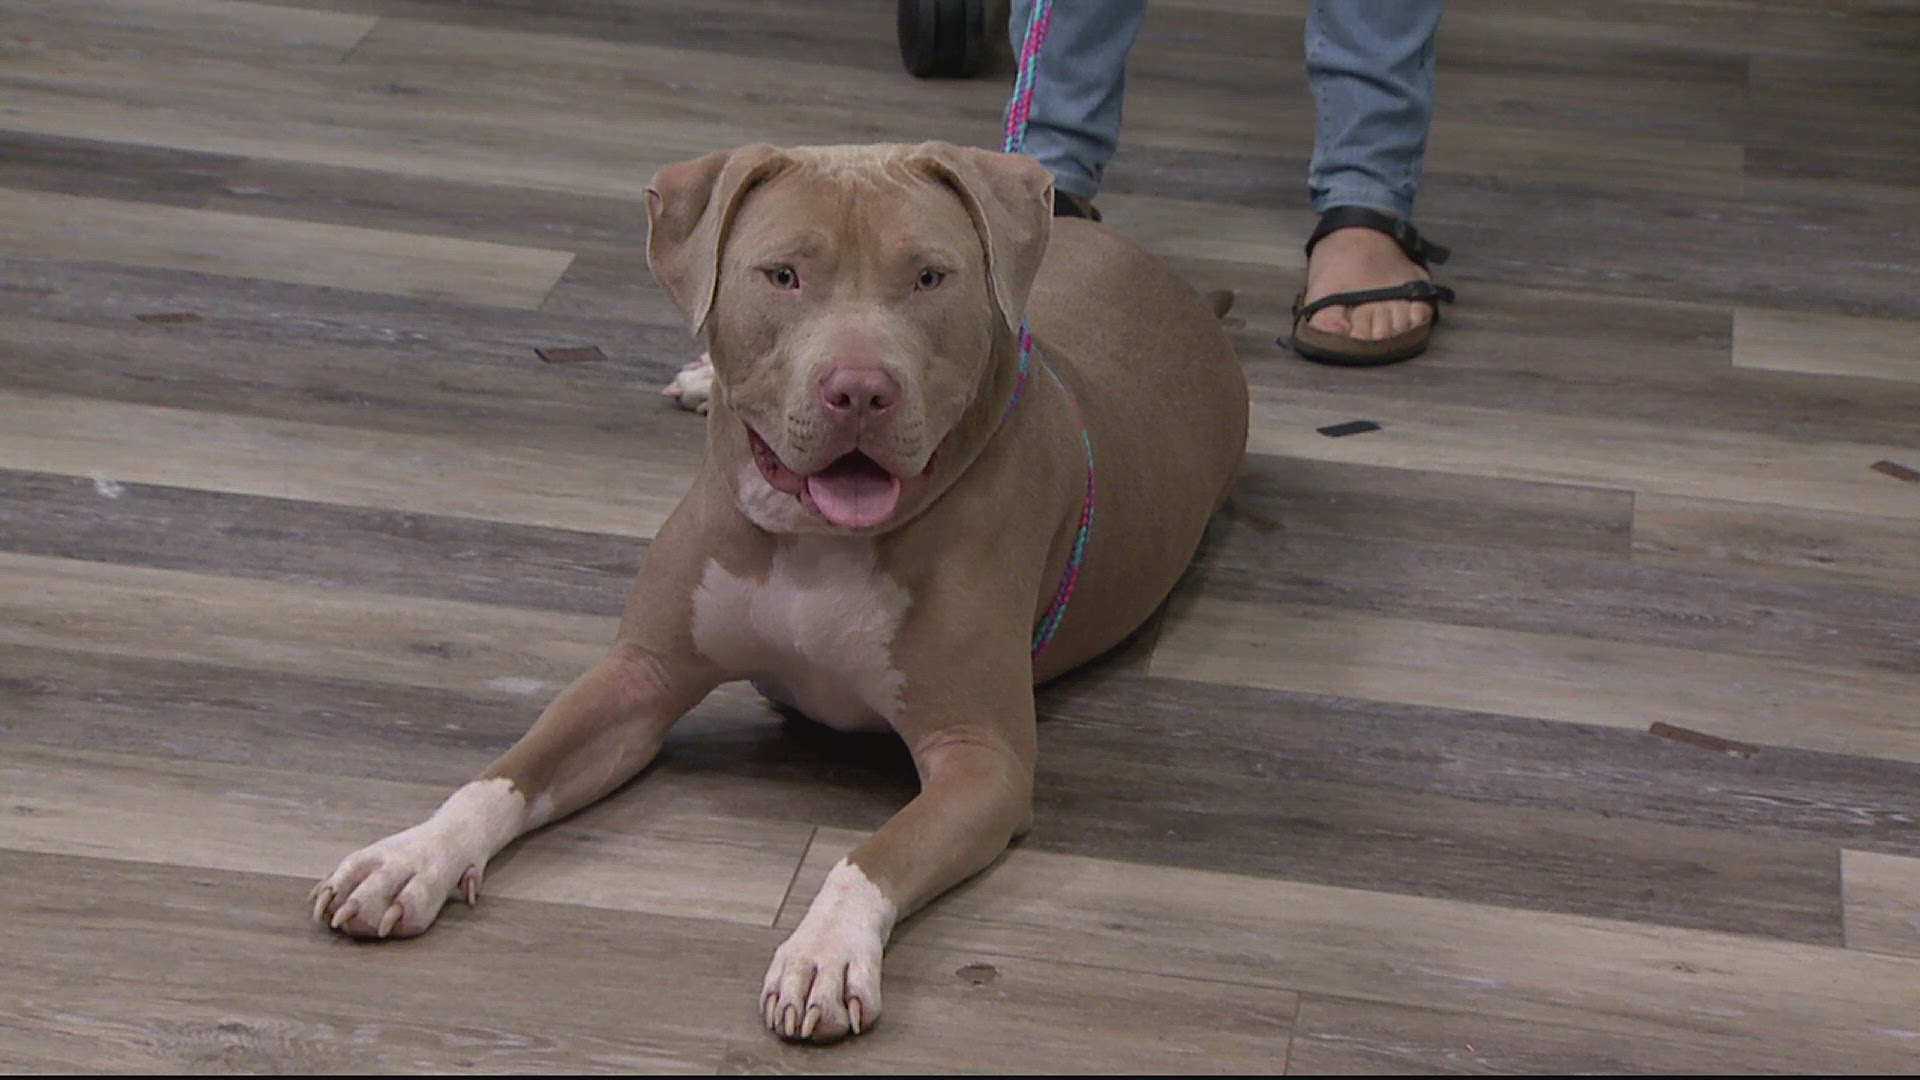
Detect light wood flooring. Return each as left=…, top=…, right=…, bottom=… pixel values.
left=4, top=0, right=1920, bottom=1072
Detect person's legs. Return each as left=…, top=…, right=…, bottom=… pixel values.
left=1302, top=0, right=1448, bottom=343
left=1007, top=0, right=1147, bottom=213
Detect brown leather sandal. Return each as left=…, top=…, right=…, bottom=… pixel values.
left=1285, top=206, right=1456, bottom=367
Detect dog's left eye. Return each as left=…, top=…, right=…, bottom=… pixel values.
left=915, top=268, right=945, bottom=291
left=765, top=266, right=800, bottom=289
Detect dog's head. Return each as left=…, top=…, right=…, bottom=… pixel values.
left=646, top=142, right=1053, bottom=534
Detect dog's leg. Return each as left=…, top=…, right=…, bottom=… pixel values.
left=310, top=644, right=715, bottom=938
left=312, top=507, right=725, bottom=940
left=761, top=620, right=1036, bottom=1042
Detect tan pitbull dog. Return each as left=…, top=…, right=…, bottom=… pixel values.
left=311, top=141, right=1248, bottom=1042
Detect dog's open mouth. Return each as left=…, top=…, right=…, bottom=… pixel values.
left=805, top=450, right=902, bottom=529
left=748, top=428, right=937, bottom=530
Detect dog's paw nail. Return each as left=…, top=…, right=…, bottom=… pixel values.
left=377, top=900, right=404, bottom=938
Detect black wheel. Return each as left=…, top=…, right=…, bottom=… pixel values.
left=898, top=0, right=1001, bottom=79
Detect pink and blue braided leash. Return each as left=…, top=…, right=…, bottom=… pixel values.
left=1000, top=0, right=1095, bottom=662
left=1002, top=0, right=1054, bottom=155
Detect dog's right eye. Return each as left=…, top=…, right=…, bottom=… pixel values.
left=764, top=266, right=800, bottom=290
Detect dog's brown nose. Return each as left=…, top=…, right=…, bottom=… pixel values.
left=820, top=366, right=899, bottom=415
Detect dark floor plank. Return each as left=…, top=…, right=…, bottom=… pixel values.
left=0, top=643, right=913, bottom=825
left=1632, top=492, right=1920, bottom=597
left=1190, top=500, right=1920, bottom=676
left=1232, top=455, right=1633, bottom=555
left=0, top=255, right=682, bottom=376
left=1036, top=672, right=1920, bottom=858
left=1749, top=51, right=1920, bottom=159
left=0, top=644, right=530, bottom=786
left=1426, top=177, right=1920, bottom=319
left=282, top=0, right=909, bottom=75
left=1746, top=144, right=1920, bottom=211
left=1034, top=756, right=1845, bottom=945
left=0, top=471, right=641, bottom=615
left=0, top=131, right=241, bottom=208
left=0, top=263, right=705, bottom=457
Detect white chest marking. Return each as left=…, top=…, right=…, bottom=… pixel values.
left=690, top=536, right=909, bottom=732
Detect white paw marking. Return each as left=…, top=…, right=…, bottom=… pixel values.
left=762, top=858, right=895, bottom=1042
left=691, top=537, right=908, bottom=732
left=661, top=352, right=714, bottom=414
left=309, top=778, right=526, bottom=939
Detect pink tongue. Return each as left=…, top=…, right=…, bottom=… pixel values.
left=806, top=461, right=902, bottom=529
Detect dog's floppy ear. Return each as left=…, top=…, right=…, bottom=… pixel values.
left=909, top=142, right=1054, bottom=333
left=645, top=144, right=790, bottom=336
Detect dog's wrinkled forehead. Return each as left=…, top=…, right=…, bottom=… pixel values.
left=723, top=149, right=981, bottom=275
left=645, top=141, right=1052, bottom=337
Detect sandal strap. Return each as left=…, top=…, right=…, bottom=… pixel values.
left=1306, top=205, right=1451, bottom=267
left=1294, top=279, right=1456, bottom=322
left=1053, top=190, right=1102, bottom=222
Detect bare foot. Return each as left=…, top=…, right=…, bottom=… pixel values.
left=1303, top=226, right=1433, bottom=341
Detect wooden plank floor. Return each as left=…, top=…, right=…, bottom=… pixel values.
left=3, top=0, right=1918, bottom=1072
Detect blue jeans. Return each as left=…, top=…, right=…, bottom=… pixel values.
left=1009, top=0, right=1443, bottom=220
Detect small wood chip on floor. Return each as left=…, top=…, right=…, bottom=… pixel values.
left=1317, top=419, right=1381, bottom=437
left=1649, top=721, right=1759, bottom=758
left=955, top=963, right=998, bottom=985
left=536, top=345, right=606, bottom=364
left=1870, top=460, right=1920, bottom=484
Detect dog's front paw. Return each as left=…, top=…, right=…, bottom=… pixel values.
left=310, top=819, right=481, bottom=939
left=311, top=780, right=526, bottom=938
left=762, top=927, right=884, bottom=1043
left=761, top=858, right=894, bottom=1042
left=661, top=353, right=715, bottom=414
